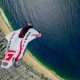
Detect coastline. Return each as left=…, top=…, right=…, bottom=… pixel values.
left=23, top=51, right=62, bottom=80
left=0, top=8, right=62, bottom=80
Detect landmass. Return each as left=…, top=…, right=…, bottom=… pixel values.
left=0, top=8, right=62, bottom=80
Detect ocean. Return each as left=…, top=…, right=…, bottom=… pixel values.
left=0, top=0, right=80, bottom=79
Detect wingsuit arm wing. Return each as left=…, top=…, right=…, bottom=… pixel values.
left=5, top=32, right=14, bottom=41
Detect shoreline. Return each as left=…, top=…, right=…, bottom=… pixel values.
left=0, top=8, right=62, bottom=80
left=23, top=51, right=62, bottom=80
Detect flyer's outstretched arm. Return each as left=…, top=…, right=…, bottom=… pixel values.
left=5, top=31, right=15, bottom=42
left=27, top=22, right=41, bottom=38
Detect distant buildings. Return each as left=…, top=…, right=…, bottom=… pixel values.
left=0, top=29, right=7, bottom=59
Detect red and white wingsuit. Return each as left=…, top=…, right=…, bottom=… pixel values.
left=1, top=27, right=41, bottom=68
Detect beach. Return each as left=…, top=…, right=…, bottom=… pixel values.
left=0, top=8, right=61, bottom=80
